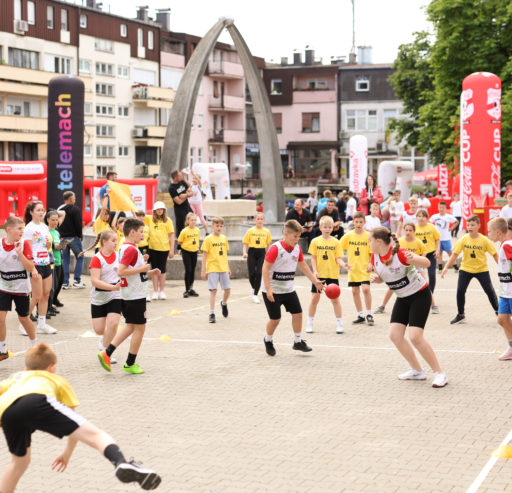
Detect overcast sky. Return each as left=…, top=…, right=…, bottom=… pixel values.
left=72, top=0, right=431, bottom=64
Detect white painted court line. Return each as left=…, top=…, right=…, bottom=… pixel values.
left=467, top=428, right=512, bottom=493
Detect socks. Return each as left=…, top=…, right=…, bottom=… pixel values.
left=126, top=352, right=137, bottom=366
left=366, top=310, right=372, bottom=316
left=508, top=339, right=512, bottom=347
left=29, top=338, right=37, bottom=347
left=37, top=315, right=45, bottom=328
left=103, top=444, right=126, bottom=467
left=221, top=301, right=227, bottom=306
left=0, top=341, right=6, bottom=353
left=294, top=332, right=302, bottom=343
left=307, top=316, right=314, bottom=326
left=336, top=318, right=343, bottom=327
left=358, top=312, right=364, bottom=318
left=105, top=344, right=116, bottom=357
left=264, top=334, right=273, bottom=342
left=210, top=309, right=215, bottom=314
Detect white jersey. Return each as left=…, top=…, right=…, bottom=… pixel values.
left=0, top=240, right=31, bottom=294
left=189, top=184, right=203, bottom=204
left=500, top=205, right=512, bottom=220
left=365, top=216, right=381, bottom=230
left=430, top=213, right=456, bottom=241
left=119, top=243, right=147, bottom=300
left=90, top=251, right=120, bottom=306
left=401, top=211, right=418, bottom=227
left=23, top=221, right=50, bottom=266
left=261, top=241, right=301, bottom=294
left=390, top=201, right=405, bottom=221
left=498, top=239, right=512, bottom=298
left=372, top=248, right=427, bottom=298
left=450, top=200, right=462, bottom=217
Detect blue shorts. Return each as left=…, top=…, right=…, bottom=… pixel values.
left=440, top=240, right=452, bottom=253
left=498, top=297, right=512, bottom=315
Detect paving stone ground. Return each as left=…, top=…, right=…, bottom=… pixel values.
left=0, top=258, right=511, bottom=492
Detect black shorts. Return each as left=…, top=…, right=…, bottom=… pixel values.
left=390, top=287, right=432, bottom=329
left=121, top=298, right=146, bottom=325
left=348, top=281, right=370, bottom=287
left=139, top=246, right=149, bottom=256
left=2, top=393, right=86, bottom=457
left=149, top=249, right=168, bottom=274
left=0, top=292, right=30, bottom=317
left=311, top=278, right=339, bottom=293
left=91, top=298, right=122, bottom=319
left=262, top=291, right=302, bottom=320
left=34, top=264, right=52, bottom=280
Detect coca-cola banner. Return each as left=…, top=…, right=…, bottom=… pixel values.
left=460, top=72, right=501, bottom=227
left=349, top=135, right=368, bottom=194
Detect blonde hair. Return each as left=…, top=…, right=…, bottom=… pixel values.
left=135, top=210, right=146, bottom=218
left=4, top=216, right=24, bottom=229
left=25, top=343, right=57, bottom=370
left=284, top=219, right=302, bottom=234
left=488, top=217, right=507, bottom=233
left=255, top=211, right=265, bottom=220
left=370, top=227, right=400, bottom=265
left=212, top=216, right=224, bottom=225
left=323, top=190, right=332, bottom=199
left=319, top=215, right=334, bottom=226
left=185, top=212, right=197, bottom=226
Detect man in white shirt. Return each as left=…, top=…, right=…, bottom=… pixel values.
left=430, top=201, right=458, bottom=271
left=500, top=192, right=512, bottom=220
left=450, top=193, right=462, bottom=237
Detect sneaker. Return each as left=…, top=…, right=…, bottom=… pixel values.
left=0, top=351, right=9, bottom=361
left=111, top=356, right=117, bottom=364
left=158, top=291, right=166, bottom=300
left=450, top=314, right=466, bottom=325
left=45, top=312, right=52, bottom=320
left=151, top=292, right=160, bottom=300
left=431, top=305, right=440, bottom=314
left=183, top=291, right=189, bottom=298
left=37, top=324, right=57, bottom=334
left=264, top=338, right=276, bottom=356
left=29, top=314, right=37, bottom=323
left=221, top=301, right=228, bottom=318
left=123, top=363, right=144, bottom=374
left=115, top=461, right=161, bottom=490
left=366, top=315, right=374, bottom=326
left=188, top=289, right=199, bottom=297
left=432, top=372, right=448, bottom=388
left=18, top=324, right=28, bottom=336
left=352, top=316, right=366, bottom=324
left=53, top=299, right=64, bottom=307
left=146, top=295, right=151, bottom=302
left=62, top=283, right=71, bottom=290
left=293, top=340, right=312, bottom=352
left=48, top=307, right=59, bottom=315
left=305, top=325, right=314, bottom=334
left=98, top=351, right=111, bottom=372
left=251, top=294, right=260, bottom=304
left=209, top=313, right=216, bottom=323
left=72, top=281, right=86, bottom=289
left=336, top=326, right=344, bottom=334
left=374, top=305, right=385, bottom=314
left=398, top=368, right=426, bottom=380
left=498, top=346, right=512, bottom=361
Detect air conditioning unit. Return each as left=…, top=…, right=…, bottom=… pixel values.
left=14, top=19, right=28, bottom=34
left=132, top=128, right=144, bottom=138
left=376, top=141, right=388, bottom=152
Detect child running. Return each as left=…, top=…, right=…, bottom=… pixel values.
left=441, top=214, right=498, bottom=324
left=307, top=216, right=344, bottom=334
left=396, top=196, right=419, bottom=236
left=98, top=219, right=160, bottom=374
left=242, top=212, right=272, bottom=304
left=369, top=228, right=447, bottom=388
left=201, top=217, right=230, bottom=323
left=262, top=220, right=324, bottom=356
left=365, top=203, right=381, bottom=231
left=178, top=212, right=201, bottom=298
left=430, top=201, right=458, bottom=271
left=135, top=210, right=151, bottom=302
left=89, top=230, right=121, bottom=365
left=0, top=343, right=161, bottom=491
left=339, top=212, right=374, bottom=325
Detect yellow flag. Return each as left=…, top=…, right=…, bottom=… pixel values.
left=108, top=181, right=137, bottom=212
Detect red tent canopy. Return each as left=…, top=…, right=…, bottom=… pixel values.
left=413, top=167, right=439, bottom=182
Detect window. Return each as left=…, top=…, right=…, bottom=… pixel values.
left=273, top=113, right=282, bottom=133
left=45, top=54, right=71, bottom=74
left=305, top=78, right=327, bottom=90
left=0, top=97, right=3, bottom=115
left=95, top=83, right=114, bottom=97
left=190, top=147, right=195, bottom=165
left=196, top=114, right=203, bottom=130
left=84, top=102, right=92, bottom=115
left=384, top=109, right=399, bottom=127
left=135, top=146, right=157, bottom=165
left=79, top=14, right=87, bottom=28
left=95, top=39, right=113, bottom=53
left=213, top=149, right=218, bottom=163
left=96, top=104, right=114, bottom=116
left=96, top=62, right=113, bottom=76
left=96, top=145, right=115, bottom=158
left=118, top=146, right=129, bottom=157
left=117, top=66, right=129, bottom=78
left=302, top=112, right=320, bottom=133
left=346, top=109, right=377, bottom=131
left=61, top=9, right=68, bottom=31
left=7, top=104, right=22, bottom=115
left=8, top=48, right=39, bottom=70
left=118, top=106, right=129, bottom=117
left=271, top=79, right=283, bottom=95
left=14, top=0, right=21, bottom=21
left=96, top=165, right=115, bottom=178
left=96, top=125, right=114, bottom=137
left=27, top=1, right=35, bottom=25
left=120, top=24, right=127, bottom=37
left=137, top=29, right=144, bottom=47
left=79, top=59, right=91, bottom=74
left=47, top=6, right=54, bottom=29
left=84, top=145, right=92, bottom=157
left=148, top=31, right=154, bottom=50
left=356, top=78, right=370, bottom=92
left=197, top=148, right=203, bottom=163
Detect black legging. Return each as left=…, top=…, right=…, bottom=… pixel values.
left=456, top=269, right=498, bottom=315
left=181, top=249, right=197, bottom=291
left=425, top=251, right=437, bottom=293
left=52, top=265, right=64, bottom=305
left=452, top=217, right=462, bottom=237
left=174, top=206, right=192, bottom=248
left=247, top=247, right=266, bottom=295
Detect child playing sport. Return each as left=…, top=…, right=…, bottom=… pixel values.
left=396, top=196, right=419, bottom=236
left=0, top=216, right=38, bottom=357
left=242, top=212, right=272, bottom=304
left=339, top=211, right=374, bottom=325
left=98, top=219, right=160, bottom=374
left=178, top=212, right=201, bottom=298
left=369, top=228, right=447, bottom=388
left=365, top=203, right=381, bottom=231
left=134, top=210, right=151, bottom=302
left=89, top=230, right=121, bottom=365
left=307, top=216, right=344, bottom=334
left=0, top=343, right=161, bottom=491
left=261, top=220, right=324, bottom=356
left=201, top=217, right=230, bottom=324
left=487, top=217, right=512, bottom=360
left=441, top=215, right=498, bottom=324
left=430, top=201, right=458, bottom=271
left=389, top=189, right=404, bottom=234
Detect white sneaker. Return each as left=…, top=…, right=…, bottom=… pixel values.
left=336, top=326, right=344, bottom=334
left=146, top=294, right=151, bottom=302
left=158, top=291, right=167, bottom=300
left=252, top=295, right=260, bottom=304
left=151, top=292, right=160, bottom=300
left=110, top=356, right=117, bottom=364
left=432, top=372, right=448, bottom=388
left=37, top=324, right=57, bottom=334
left=306, top=325, right=314, bottom=333
left=18, top=324, right=28, bottom=336
left=398, top=368, right=426, bottom=380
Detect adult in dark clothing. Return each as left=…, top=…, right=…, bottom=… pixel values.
left=314, top=199, right=344, bottom=239
left=285, top=199, right=314, bottom=245
left=57, top=191, right=85, bottom=289
left=168, top=170, right=193, bottom=242
left=336, top=196, right=347, bottom=223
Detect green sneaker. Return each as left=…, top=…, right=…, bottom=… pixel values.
left=97, top=351, right=111, bottom=372
left=123, top=363, right=144, bottom=374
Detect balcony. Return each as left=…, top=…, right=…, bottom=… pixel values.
left=292, top=89, right=337, bottom=104
left=134, top=163, right=160, bottom=177
left=208, top=95, right=244, bottom=112
left=207, top=60, right=244, bottom=79
left=0, top=115, right=47, bottom=143
left=209, top=129, right=245, bottom=144
left=132, top=84, right=174, bottom=109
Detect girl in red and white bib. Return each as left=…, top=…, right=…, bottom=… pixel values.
left=369, top=227, right=447, bottom=388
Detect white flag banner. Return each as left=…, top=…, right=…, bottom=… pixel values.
left=349, top=135, right=368, bottom=193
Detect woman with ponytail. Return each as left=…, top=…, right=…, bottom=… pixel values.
left=368, top=227, right=448, bottom=388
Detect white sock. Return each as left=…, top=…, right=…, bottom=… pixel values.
left=37, top=316, right=45, bottom=328
left=29, top=338, right=37, bottom=347
left=336, top=318, right=343, bottom=327
left=221, top=301, right=227, bottom=306
left=358, top=312, right=364, bottom=318
left=210, top=309, right=215, bottom=314
left=0, top=341, right=6, bottom=353
left=294, top=332, right=302, bottom=343
left=264, top=334, right=273, bottom=342
left=307, top=316, right=314, bottom=326
left=366, top=310, right=372, bottom=316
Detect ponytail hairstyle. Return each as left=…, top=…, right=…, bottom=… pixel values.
left=80, top=229, right=118, bottom=257
left=45, top=209, right=58, bottom=226
left=371, top=226, right=400, bottom=265
left=24, top=201, right=44, bottom=225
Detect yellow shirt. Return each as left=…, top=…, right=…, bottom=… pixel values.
left=243, top=227, right=272, bottom=249
left=93, top=216, right=111, bottom=248
left=178, top=227, right=201, bottom=252
left=144, top=216, right=175, bottom=251
left=339, top=230, right=371, bottom=282
left=453, top=233, right=497, bottom=273
left=399, top=237, right=426, bottom=256
left=0, top=371, right=79, bottom=424
left=415, top=223, right=440, bottom=253
left=138, top=224, right=150, bottom=248
left=308, top=235, right=343, bottom=279
left=116, top=230, right=125, bottom=252
left=201, top=234, right=229, bottom=273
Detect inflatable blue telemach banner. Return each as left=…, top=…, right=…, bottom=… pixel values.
left=47, top=75, right=84, bottom=210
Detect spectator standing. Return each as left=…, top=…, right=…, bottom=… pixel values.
left=306, top=191, right=318, bottom=215
left=168, top=170, right=193, bottom=244
left=285, top=199, right=314, bottom=245
left=58, top=191, right=85, bottom=289
left=418, top=192, right=431, bottom=213
left=359, top=174, right=384, bottom=215
left=500, top=192, right=512, bottom=220
left=346, top=191, right=357, bottom=221
left=450, top=193, right=462, bottom=237
left=336, top=192, right=347, bottom=223
left=243, top=189, right=256, bottom=200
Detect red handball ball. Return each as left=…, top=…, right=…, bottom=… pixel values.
left=325, top=283, right=340, bottom=299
